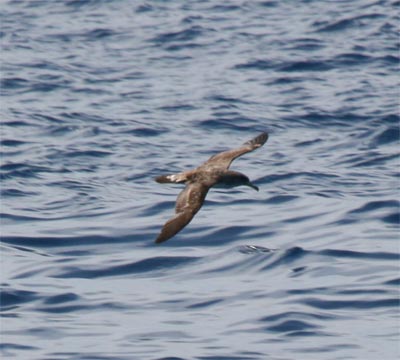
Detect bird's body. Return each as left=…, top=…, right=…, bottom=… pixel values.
left=154, top=132, right=268, bottom=243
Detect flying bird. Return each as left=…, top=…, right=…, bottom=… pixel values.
left=154, top=132, right=268, bottom=244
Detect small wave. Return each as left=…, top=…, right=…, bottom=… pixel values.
left=278, top=60, right=334, bottom=72
left=348, top=200, right=399, bottom=214
left=158, top=104, right=197, bottom=112
left=1, top=213, right=48, bottom=222
left=234, top=59, right=273, bottom=70
left=198, top=118, right=259, bottom=131
left=0, top=77, right=29, bottom=90
left=186, top=298, right=224, bottom=309
left=265, top=319, right=319, bottom=333
left=333, top=53, right=372, bottom=66
left=43, top=292, right=79, bottom=305
left=259, top=247, right=308, bottom=272
left=382, top=212, right=400, bottom=225
left=385, top=278, right=400, bottom=286
left=317, top=248, right=399, bottom=261
left=258, top=171, right=339, bottom=185
left=351, top=153, right=398, bottom=168
left=1, top=234, right=138, bottom=248
left=314, top=13, right=385, bottom=33
left=264, top=195, right=298, bottom=204
left=372, top=126, right=400, bottom=146
left=0, top=162, right=48, bottom=180
left=202, top=246, right=400, bottom=277
left=337, top=200, right=400, bottom=226
left=53, top=256, right=199, bottom=279
left=1, top=188, right=38, bottom=197
left=63, top=149, right=112, bottom=158
left=151, top=25, right=211, bottom=51
left=84, top=28, right=116, bottom=40
left=0, top=344, right=38, bottom=351
left=301, top=297, right=398, bottom=310
left=1, top=288, right=39, bottom=311
left=1, top=139, right=28, bottom=147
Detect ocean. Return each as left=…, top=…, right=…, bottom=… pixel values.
left=1, top=0, right=399, bottom=359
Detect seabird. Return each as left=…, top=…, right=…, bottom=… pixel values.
left=154, top=132, right=268, bottom=244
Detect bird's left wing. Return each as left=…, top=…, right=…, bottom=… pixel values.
left=201, top=132, right=268, bottom=170
left=155, top=182, right=210, bottom=244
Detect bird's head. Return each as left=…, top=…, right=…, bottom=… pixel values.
left=234, top=173, right=259, bottom=191
left=218, top=172, right=259, bottom=191
left=245, top=181, right=259, bottom=192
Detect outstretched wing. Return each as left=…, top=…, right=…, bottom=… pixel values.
left=201, top=132, right=268, bottom=170
left=155, top=182, right=210, bottom=244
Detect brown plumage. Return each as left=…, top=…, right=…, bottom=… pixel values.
left=154, top=132, right=268, bottom=244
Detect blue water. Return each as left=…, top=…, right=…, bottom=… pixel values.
left=1, top=0, right=399, bottom=359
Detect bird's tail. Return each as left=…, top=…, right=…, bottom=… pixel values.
left=155, top=173, right=187, bottom=184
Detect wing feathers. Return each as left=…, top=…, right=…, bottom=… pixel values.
left=155, top=183, right=209, bottom=244
left=155, top=211, right=195, bottom=244
left=243, top=132, right=268, bottom=149
left=203, top=132, right=268, bottom=170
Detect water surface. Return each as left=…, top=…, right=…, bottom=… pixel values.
left=1, top=1, right=399, bottom=359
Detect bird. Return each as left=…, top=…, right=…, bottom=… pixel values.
left=154, top=132, right=269, bottom=244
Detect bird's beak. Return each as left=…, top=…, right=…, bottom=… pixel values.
left=247, top=182, right=259, bottom=191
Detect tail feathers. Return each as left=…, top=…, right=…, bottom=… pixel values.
left=155, top=173, right=187, bottom=184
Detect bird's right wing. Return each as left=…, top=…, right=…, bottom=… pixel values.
left=202, top=132, right=268, bottom=170
left=155, top=182, right=210, bottom=244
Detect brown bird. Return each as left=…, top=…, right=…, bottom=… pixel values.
left=154, top=132, right=268, bottom=244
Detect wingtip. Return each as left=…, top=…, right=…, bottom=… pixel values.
left=257, top=132, right=269, bottom=145
left=155, top=232, right=170, bottom=244
left=245, top=132, right=269, bottom=148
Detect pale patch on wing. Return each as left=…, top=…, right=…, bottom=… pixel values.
left=167, top=174, right=185, bottom=182
left=155, top=173, right=188, bottom=184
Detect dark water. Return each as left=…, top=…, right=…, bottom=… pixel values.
left=1, top=0, right=399, bottom=359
